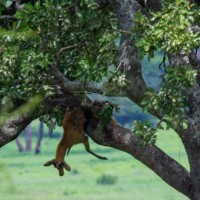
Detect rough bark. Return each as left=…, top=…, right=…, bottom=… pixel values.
left=0, top=112, right=34, bottom=148
left=186, top=83, right=200, bottom=199
left=187, top=147, right=200, bottom=200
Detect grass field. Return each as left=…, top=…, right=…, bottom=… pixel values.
left=0, top=127, right=189, bottom=200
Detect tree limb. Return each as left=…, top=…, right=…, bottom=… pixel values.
left=86, top=119, right=193, bottom=198
left=50, top=65, right=125, bottom=96
left=0, top=112, right=33, bottom=148
left=0, top=93, right=81, bottom=148
left=50, top=65, right=117, bottom=95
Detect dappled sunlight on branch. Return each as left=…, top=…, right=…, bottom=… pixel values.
left=0, top=95, right=42, bottom=125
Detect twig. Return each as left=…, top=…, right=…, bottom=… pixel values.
left=56, top=44, right=80, bottom=55
left=0, top=15, right=18, bottom=20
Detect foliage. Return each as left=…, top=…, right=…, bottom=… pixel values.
left=39, top=106, right=64, bottom=128
left=133, top=121, right=157, bottom=146
left=142, top=66, right=196, bottom=130
left=0, top=27, right=52, bottom=101
left=94, top=101, right=120, bottom=125
left=15, top=0, right=119, bottom=82
left=132, top=0, right=200, bottom=143
left=0, top=1, right=12, bottom=12
left=96, top=174, right=118, bottom=185
left=0, top=0, right=119, bottom=106
left=134, top=0, right=200, bottom=59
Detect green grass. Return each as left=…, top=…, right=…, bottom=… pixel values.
left=0, top=128, right=189, bottom=200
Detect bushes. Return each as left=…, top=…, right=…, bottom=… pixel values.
left=96, top=174, right=118, bottom=185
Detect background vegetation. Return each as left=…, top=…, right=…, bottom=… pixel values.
left=0, top=116, right=189, bottom=200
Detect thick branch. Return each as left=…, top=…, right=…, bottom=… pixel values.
left=86, top=120, right=193, bottom=198
left=0, top=93, right=81, bottom=148
left=50, top=65, right=104, bottom=94
left=0, top=112, right=33, bottom=148
left=51, top=65, right=127, bottom=96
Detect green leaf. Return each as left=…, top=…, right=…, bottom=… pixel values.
left=5, top=1, right=12, bottom=8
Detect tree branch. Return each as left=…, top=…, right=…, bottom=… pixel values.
left=56, top=44, right=80, bottom=55
left=0, top=93, right=81, bottom=148
left=50, top=65, right=108, bottom=95
left=86, top=119, right=193, bottom=198
left=50, top=65, right=129, bottom=97
left=0, top=15, right=18, bottom=20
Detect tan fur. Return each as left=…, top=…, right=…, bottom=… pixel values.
left=44, top=107, right=108, bottom=176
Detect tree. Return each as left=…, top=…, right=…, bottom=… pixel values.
left=0, top=0, right=200, bottom=199
left=25, top=124, right=32, bottom=151
left=35, top=121, right=43, bottom=154
left=15, top=137, right=24, bottom=152
left=15, top=124, right=32, bottom=152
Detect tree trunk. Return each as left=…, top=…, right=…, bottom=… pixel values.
left=187, top=147, right=200, bottom=200
left=35, top=122, right=44, bottom=154
left=25, top=124, right=32, bottom=152
left=185, top=85, right=200, bottom=200
left=48, top=127, right=53, bottom=138
left=15, top=137, right=24, bottom=152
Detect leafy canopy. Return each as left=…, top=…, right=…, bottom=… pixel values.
left=135, top=0, right=200, bottom=58
left=1, top=0, right=200, bottom=145
left=133, top=0, right=199, bottom=144
left=0, top=0, right=119, bottom=105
